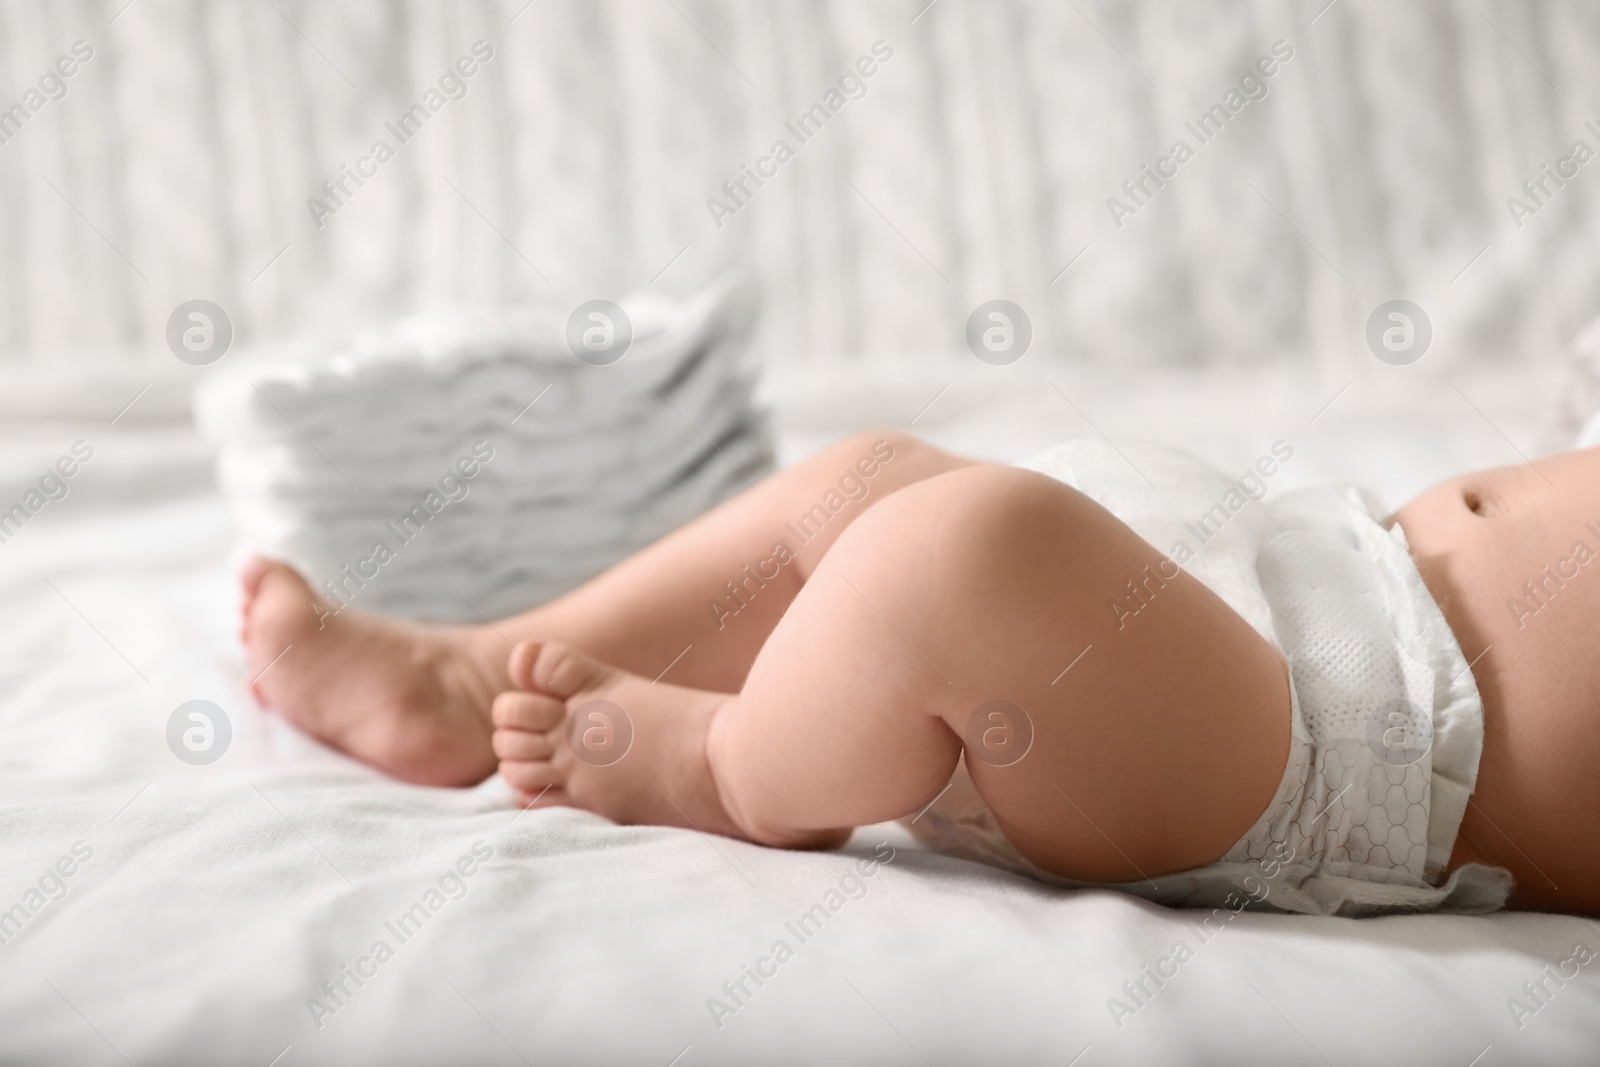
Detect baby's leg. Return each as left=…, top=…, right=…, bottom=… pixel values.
left=500, top=429, right=974, bottom=692
left=500, top=466, right=1293, bottom=878
left=241, top=429, right=968, bottom=786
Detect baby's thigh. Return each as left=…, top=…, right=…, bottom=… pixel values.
left=727, top=463, right=1293, bottom=874
left=895, top=468, right=1294, bottom=882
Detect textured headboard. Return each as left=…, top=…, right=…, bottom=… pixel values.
left=1, top=0, right=1596, bottom=370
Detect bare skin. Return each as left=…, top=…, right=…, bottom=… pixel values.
left=1391, top=447, right=1600, bottom=913
left=241, top=431, right=966, bottom=785
left=242, top=430, right=1598, bottom=912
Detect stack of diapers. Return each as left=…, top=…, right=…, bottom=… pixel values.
left=194, top=276, right=770, bottom=621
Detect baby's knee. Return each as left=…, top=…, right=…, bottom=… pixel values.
left=834, top=427, right=918, bottom=463
left=910, top=465, right=1081, bottom=552
left=829, top=465, right=1082, bottom=596
left=825, top=427, right=964, bottom=484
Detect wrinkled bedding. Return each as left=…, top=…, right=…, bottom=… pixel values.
left=1, top=357, right=1596, bottom=1066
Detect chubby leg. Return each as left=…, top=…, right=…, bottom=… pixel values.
left=241, top=429, right=971, bottom=785
left=499, top=466, right=1292, bottom=879
left=499, top=429, right=972, bottom=691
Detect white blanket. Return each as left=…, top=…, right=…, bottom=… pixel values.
left=2, top=359, right=1597, bottom=1065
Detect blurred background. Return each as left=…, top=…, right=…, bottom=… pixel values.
left=6, top=5, right=1600, bottom=1063
left=5, top=0, right=1599, bottom=485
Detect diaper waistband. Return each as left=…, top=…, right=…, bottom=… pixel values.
left=1251, top=485, right=1507, bottom=910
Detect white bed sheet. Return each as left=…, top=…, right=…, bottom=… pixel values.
left=2, top=358, right=1598, bottom=1066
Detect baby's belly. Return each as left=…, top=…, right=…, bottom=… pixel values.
left=1397, top=499, right=1600, bottom=913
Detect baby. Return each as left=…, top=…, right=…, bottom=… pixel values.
left=239, top=430, right=1599, bottom=916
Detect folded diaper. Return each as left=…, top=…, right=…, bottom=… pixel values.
left=195, top=276, right=772, bottom=621
left=904, top=439, right=1513, bottom=917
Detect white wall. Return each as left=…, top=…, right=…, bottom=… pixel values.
left=1, top=0, right=1596, bottom=371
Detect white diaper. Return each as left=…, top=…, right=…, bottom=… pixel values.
left=901, top=440, right=1514, bottom=917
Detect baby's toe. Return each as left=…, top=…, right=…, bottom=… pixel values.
left=509, top=641, right=614, bottom=700
left=507, top=641, right=544, bottom=691
left=239, top=556, right=273, bottom=600
left=492, top=691, right=565, bottom=731
left=515, top=784, right=567, bottom=809
left=500, top=757, right=564, bottom=794
left=493, top=727, right=554, bottom=761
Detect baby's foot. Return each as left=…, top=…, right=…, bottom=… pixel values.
left=491, top=641, right=752, bottom=838
left=240, top=558, right=505, bottom=786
